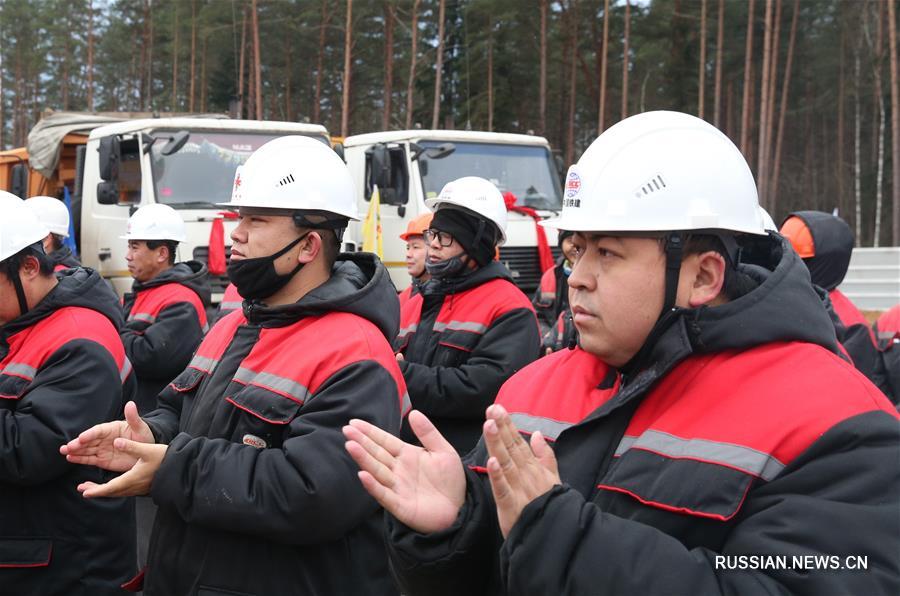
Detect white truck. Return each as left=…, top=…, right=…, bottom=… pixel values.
left=340, top=130, right=563, bottom=294
left=73, top=117, right=331, bottom=300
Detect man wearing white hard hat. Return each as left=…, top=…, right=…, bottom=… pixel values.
left=345, top=112, right=899, bottom=595
left=0, top=191, right=136, bottom=593
left=63, top=136, right=408, bottom=595
left=120, top=203, right=211, bottom=415
left=24, top=195, right=81, bottom=271
left=395, top=176, right=540, bottom=454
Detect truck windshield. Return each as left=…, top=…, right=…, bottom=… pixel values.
left=150, top=132, right=328, bottom=207
left=418, top=141, right=562, bottom=211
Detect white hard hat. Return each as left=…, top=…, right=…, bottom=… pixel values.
left=223, top=136, right=359, bottom=221
left=121, top=203, right=187, bottom=242
left=758, top=206, right=777, bottom=232
left=425, top=176, right=508, bottom=245
left=25, top=195, right=70, bottom=237
left=0, top=191, right=50, bottom=263
left=543, top=111, right=765, bottom=236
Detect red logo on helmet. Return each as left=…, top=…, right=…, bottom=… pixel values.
left=234, top=173, right=242, bottom=189
left=565, top=172, right=581, bottom=198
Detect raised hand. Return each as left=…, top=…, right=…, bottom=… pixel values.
left=77, top=439, right=167, bottom=498
left=483, top=404, right=561, bottom=538
left=60, top=401, right=155, bottom=472
left=343, top=410, right=465, bottom=534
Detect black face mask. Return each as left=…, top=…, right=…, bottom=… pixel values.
left=226, top=232, right=309, bottom=301
left=425, top=254, right=468, bottom=279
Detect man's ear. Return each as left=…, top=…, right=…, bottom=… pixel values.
left=298, top=231, right=322, bottom=264
left=685, top=250, right=727, bottom=307
left=18, top=254, right=42, bottom=281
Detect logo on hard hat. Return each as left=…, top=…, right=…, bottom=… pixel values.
left=234, top=173, right=242, bottom=189
left=565, top=171, right=581, bottom=198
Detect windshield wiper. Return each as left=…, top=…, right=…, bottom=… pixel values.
left=169, top=201, right=220, bottom=209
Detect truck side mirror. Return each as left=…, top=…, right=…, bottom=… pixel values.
left=10, top=163, right=28, bottom=199
left=368, top=143, right=392, bottom=189
left=160, top=130, right=190, bottom=156
left=96, top=181, right=120, bottom=205
left=98, top=135, right=120, bottom=181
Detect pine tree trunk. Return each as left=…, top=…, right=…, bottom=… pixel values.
left=285, top=34, right=292, bottom=121
left=487, top=15, right=494, bottom=132
left=699, top=0, right=707, bottom=119
left=252, top=0, right=262, bottom=119
left=714, top=0, right=724, bottom=127
left=768, top=0, right=799, bottom=216
left=236, top=4, right=246, bottom=117
left=432, top=0, right=446, bottom=130
left=838, top=28, right=846, bottom=217
left=740, top=0, right=755, bottom=159
left=201, top=33, right=208, bottom=112
left=539, top=0, right=548, bottom=134
left=622, top=0, right=630, bottom=119
left=565, top=0, right=578, bottom=165
left=383, top=1, right=395, bottom=130
left=870, top=0, right=885, bottom=247
left=597, top=0, right=610, bottom=133
left=341, top=0, right=353, bottom=136
left=147, top=0, right=154, bottom=108
left=313, top=0, right=329, bottom=124
left=87, top=0, right=94, bottom=111
left=405, top=0, right=420, bottom=129
left=247, top=22, right=255, bottom=120
left=888, top=0, right=900, bottom=244
left=190, top=0, right=197, bottom=112
left=853, top=35, right=862, bottom=245
left=763, top=0, right=782, bottom=206
left=62, top=9, right=71, bottom=111
left=173, top=2, right=180, bottom=112
left=757, top=0, right=773, bottom=206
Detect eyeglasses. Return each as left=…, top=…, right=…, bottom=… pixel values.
left=423, top=229, right=454, bottom=247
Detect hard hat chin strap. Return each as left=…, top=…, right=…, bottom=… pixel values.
left=661, top=232, right=683, bottom=316
left=4, top=259, right=30, bottom=317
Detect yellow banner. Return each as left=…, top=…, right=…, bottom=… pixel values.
left=362, top=184, right=383, bottom=258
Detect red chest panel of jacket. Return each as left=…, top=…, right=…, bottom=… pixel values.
left=186, top=309, right=407, bottom=412
left=0, top=306, right=130, bottom=398
left=495, top=348, right=618, bottom=441
left=128, top=282, right=207, bottom=328
left=599, top=341, right=898, bottom=521
left=398, top=277, right=535, bottom=348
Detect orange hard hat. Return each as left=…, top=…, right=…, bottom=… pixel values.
left=399, top=213, right=433, bottom=241
left=780, top=216, right=815, bottom=258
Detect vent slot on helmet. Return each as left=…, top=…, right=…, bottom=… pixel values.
left=278, top=174, right=296, bottom=187
left=634, top=174, right=667, bottom=198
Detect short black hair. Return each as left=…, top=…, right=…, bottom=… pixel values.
left=145, top=240, right=179, bottom=265
left=3, top=243, right=55, bottom=279
left=50, top=234, right=65, bottom=251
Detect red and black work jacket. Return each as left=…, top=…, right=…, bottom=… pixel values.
left=396, top=260, right=540, bottom=454
left=385, top=237, right=900, bottom=596
left=138, top=254, right=408, bottom=596
left=0, top=268, right=137, bottom=595
left=214, top=282, right=243, bottom=321
left=122, top=260, right=210, bottom=414
left=530, top=256, right=570, bottom=337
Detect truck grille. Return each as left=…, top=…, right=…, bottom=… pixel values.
left=499, top=246, right=561, bottom=295
left=192, top=246, right=232, bottom=295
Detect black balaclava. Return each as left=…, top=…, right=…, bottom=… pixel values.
left=429, top=207, right=498, bottom=268
left=787, top=211, right=854, bottom=291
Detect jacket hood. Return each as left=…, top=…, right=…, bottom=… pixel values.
left=421, top=260, right=513, bottom=297
left=50, top=246, right=81, bottom=268
left=622, top=233, right=840, bottom=378
left=243, top=252, right=400, bottom=342
left=791, top=210, right=854, bottom=290
left=133, top=260, right=211, bottom=306
left=3, top=267, right=124, bottom=337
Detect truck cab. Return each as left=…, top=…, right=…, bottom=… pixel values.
left=79, top=118, right=331, bottom=300
left=342, top=130, right=562, bottom=294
